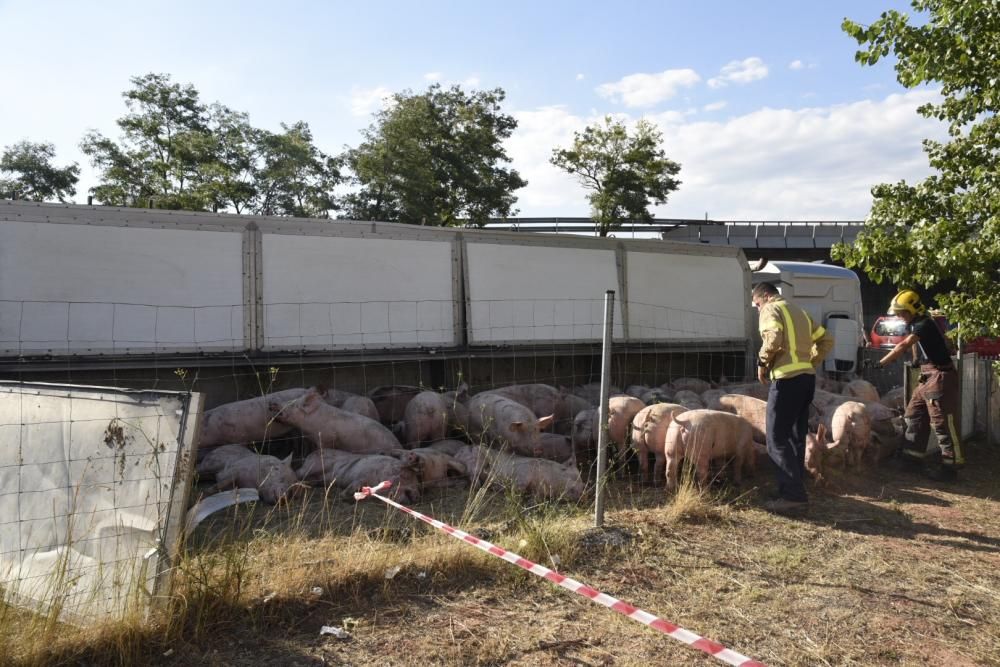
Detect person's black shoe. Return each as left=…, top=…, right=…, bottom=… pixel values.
left=763, top=498, right=809, bottom=516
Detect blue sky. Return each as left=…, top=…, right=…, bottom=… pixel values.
left=0, top=0, right=941, bottom=220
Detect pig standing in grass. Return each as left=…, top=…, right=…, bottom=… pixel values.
left=196, top=444, right=304, bottom=505
left=663, top=409, right=755, bottom=492
left=275, top=389, right=403, bottom=454
left=630, top=403, right=687, bottom=484
left=198, top=388, right=307, bottom=449
left=466, top=392, right=553, bottom=456
left=455, top=445, right=585, bottom=502
left=296, top=448, right=421, bottom=503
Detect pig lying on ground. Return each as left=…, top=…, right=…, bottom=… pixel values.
left=625, top=385, right=651, bottom=398
left=274, top=389, right=403, bottom=454
left=673, top=390, right=706, bottom=410
left=670, top=377, right=713, bottom=394
left=441, top=383, right=472, bottom=436
left=880, top=387, right=905, bottom=412
left=426, top=439, right=467, bottom=456
left=454, top=445, right=585, bottom=502
left=717, top=394, right=768, bottom=445
left=815, top=377, right=844, bottom=393
left=409, top=447, right=467, bottom=488
left=466, top=392, right=553, bottom=456
left=196, top=444, right=304, bottom=505
left=630, top=403, right=687, bottom=484
left=537, top=433, right=575, bottom=465
left=198, top=388, right=307, bottom=449
left=640, top=387, right=675, bottom=405
left=296, top=448, right=421, bottom=503
left=571, top=382, right=623, bottom=406
left=663, top=409, right=755, bottom=492
left=322, top=389, right=380, bottom=421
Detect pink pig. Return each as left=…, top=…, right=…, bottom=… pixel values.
left=198, top=388, right=307, bottom=449
left=274, top=389, right=403, bottom=454
left=663, top=409, right=755, bottom=492
left=630, top=403, right=687, bottom=484
left=466, top=392, right=554, bottom=456
left=296, top=448, right=421, bottom=503
left=196, top=444, right=305, bottom=505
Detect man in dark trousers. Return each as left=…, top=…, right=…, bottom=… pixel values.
left=876, top=289, right=963, bottom=481
left=753, top=282, right=833, bottom=514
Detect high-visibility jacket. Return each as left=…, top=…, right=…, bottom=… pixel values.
left=758, top=297, right=833, bottom=380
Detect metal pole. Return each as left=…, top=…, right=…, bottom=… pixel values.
left=594, top=290, right=615, bottom=528
left=988, top=359, right=994, bottom=448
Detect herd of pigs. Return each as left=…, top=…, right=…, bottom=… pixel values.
left=193, top=376, right=906, bottom=508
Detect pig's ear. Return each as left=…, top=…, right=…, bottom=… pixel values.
left=281, top=453, right=293, bottom=467
left=454, top=382, right=469, bottom=402
left=537, top=414, right=555, bottom=430
left=825, top=438, right=843, bottom=451
left=817, top=423, right=827, bottom=442
left=509, top=421, right=525, bottom=432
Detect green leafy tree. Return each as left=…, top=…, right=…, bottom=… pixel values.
left=200, top=104, right=261, bottom=214
left=255, top=122, right=341, bottom=218
left=833, top=0, right=1000, bottom=335
left=0, top=141, right=79, bottom=202
left=342, top=84, right=526, bottom=226
left=550, top=116, right=681, bottom=237
left=81, top=73, right=214, bottom=209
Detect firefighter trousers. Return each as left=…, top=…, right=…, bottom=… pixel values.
left=903, top=364, right=964, bottom=467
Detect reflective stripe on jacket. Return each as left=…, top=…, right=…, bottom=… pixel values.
left=758, top=298, right=828, bottom=380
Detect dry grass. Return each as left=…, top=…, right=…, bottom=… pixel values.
left=3, top=439, right=1000, bottom=666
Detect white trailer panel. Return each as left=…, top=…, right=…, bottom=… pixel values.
left=0, top=382, right=200, bottom=624
left=0, top=221, right=244, bottom=355
left=261, top=234, right=456, bottom=349
left=464, top=241, right=624, bottom=344
left=625, top=251, right=747, bottom=341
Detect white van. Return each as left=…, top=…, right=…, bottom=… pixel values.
left=752, top=260, right=864, bottom=375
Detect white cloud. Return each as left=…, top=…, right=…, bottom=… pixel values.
left=506, top=90, right=946, bottom=219
left=703, top=101, right=727, bottom=112
left=595, top=69, right=701, bottom=108
left=462, top=75, right=481, bottom=87
left=789, top=60, right=805, bottom=71
left=708, top=57, right=768, bottom=89
left=423, top=71, right=442, bottom=81
left=348, top=85, right=393, bottom=117
left=576, top=73, right=585, bottom=81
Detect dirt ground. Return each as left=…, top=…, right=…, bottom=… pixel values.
left=31, top=437, right=1000, bottom=667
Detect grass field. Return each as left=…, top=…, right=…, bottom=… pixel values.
left=3, top=438, right=999, bottom=667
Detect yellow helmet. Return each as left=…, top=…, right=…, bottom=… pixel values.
left=888, top=289, right=926, bottom=316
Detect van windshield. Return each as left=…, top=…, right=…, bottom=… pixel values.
left=875, top=319, right=907, bottom=336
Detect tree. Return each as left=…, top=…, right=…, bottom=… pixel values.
left=342, top=84, right=526, bottom=226
left=833, top=0, right=1000, bottom=336
left=255, top=122, right=341, bottom=218
left=81, top=73, right=214, bottom=209
left=0, top=141, right=79, bottom=202
left=550, top=116, right=681, bottom=237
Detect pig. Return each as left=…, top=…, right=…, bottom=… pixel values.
left=663, top=409, right=755, bottom=492
left=671, top=377, right=713, bottom=394
left=452, top=445, right=492, bottom=484
left=843, top=379, right=880, bottom=403
left=880, top=387, right=905, bottom=412
left=722, top=383, right=770, bottom=400
left=717, top=394, right=768, bottom=445
left=571, top=396, right=645, bottom=463
left=571, top=382, right=623, bottom=406
left=487, top=384, right=587, bottom=437
left=455, top=445, right=585, bottom=502
left=426, top=439, right=467, bottom=456
left=804, top=424, right=842, bottom=484
left=196, top=444, right=304, bottom=505
left=441, top=383, right=472, bottom=436
left=466, top=392, right=553, bottom=456
left=198, top=388, right=307, bottom=449
left=402, top=391, right=451, bottom=447
left=322, top=389, right=381, bottom=421
left=274, top=389, right=403, bottom=454
left=673, top=390, right=706, bottom=410
left=367, top=385, right=422, bottom=425
left=828, top=401, right=872, bottom=467
left=409, top=447, right=467, bottom=488
left=815, top=377, right=845, bottom=393
left=700, top=389, right=728, bottom=411
left=296, top=448, right=421, bottom=503
left=640, top=387, right=676, bottom=405
left=630, top=402, right=687, bottom=484
left=556, top=392, right=592, bottom=435
left=625, top=385, right=651, bottom=398
left=537, top=433, right=575, bottom=465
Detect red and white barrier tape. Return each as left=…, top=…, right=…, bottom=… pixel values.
left=355, top=481, right=766, bottom=667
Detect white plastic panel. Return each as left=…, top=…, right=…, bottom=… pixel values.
left=626, top=251, right=746, bottom=341
left=262, top=234, right=456, bottom=349
left=465, top=242, right=623, bottom=343
left=0, top=382, right=199, bottom=624
left=824, top=318, right=860, bottom=373
left=0, top=222, right=244, bottom=354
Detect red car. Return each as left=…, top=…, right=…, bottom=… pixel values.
left=869, top=315, right=1000, bottom=357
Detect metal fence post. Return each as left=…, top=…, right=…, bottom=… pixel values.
left=594, top=290, right=615, bottom=528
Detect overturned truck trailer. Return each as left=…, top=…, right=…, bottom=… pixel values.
left=0, top=200, right=754, bottom=401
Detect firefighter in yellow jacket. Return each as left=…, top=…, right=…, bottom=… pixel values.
left=753, top=282, right=834, bottom=514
